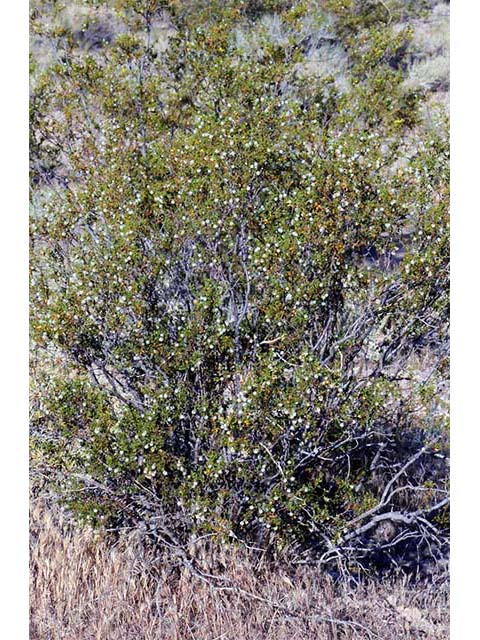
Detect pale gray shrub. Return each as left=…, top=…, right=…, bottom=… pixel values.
left=232, top=13, right=291, bottom=58
left=402, top=2, right=449, bottom=92
left=60, top=4, right=124, bottom=50
left=298, top=42, right=350, bottom=94
left=259, top=13, right=290, bottom=47
left=404, top=55, right=449, bottom=92
left=232, top=8, right=349, bottom=93
left=233, top=7, right=333, bottom=59
left=147, top=12, right=178, bottom=57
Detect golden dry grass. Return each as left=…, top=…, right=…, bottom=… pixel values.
left=30, top=497, right=449, bottom=640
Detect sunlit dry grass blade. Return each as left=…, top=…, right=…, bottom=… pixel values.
left=30, top=499, right=449, bottom=640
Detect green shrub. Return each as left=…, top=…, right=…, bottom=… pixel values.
left=30, top=0, right=449, bottom=572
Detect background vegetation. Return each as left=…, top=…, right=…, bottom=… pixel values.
left=30, top=0, right=449, bottom=594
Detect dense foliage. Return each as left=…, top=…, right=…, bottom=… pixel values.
left=30, top=0, right=449, bottom=573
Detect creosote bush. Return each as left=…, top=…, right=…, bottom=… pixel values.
left=30, top=0, right=449, bottom=574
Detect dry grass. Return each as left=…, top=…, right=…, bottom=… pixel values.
left=30, top=497, right=449, bottom=640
